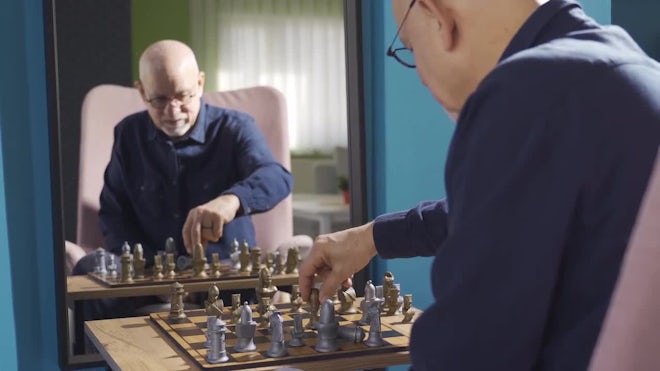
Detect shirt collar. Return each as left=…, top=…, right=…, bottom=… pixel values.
left=145, top=98, right=209, bottom=144
left=499, top=0, right=583, bottom=62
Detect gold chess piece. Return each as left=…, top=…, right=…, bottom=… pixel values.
left=285, top=247, right=301, bottom=274
left=231, top=293, right=242, bottom=323
left=290, top=284, right=304, bottom=314
left=192, top=243, right=208, bottom=278
left=239, top=241, right=250, bottom=273
left=250, top=247, right=262, bottom=276
left=153, top=254, right=164, bottom=280
left=120, top=249, right=133, bottom=283
left=211, top=252, right=222, bottom=278
left=168, top=282, right=186, bottom=320
left=205, top=283, right=224, bottom=317
left=256, top=267, right=277, bottom=313
left=166, top=253, right=176, bottom=279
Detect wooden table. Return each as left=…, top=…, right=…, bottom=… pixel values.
left=85, top=310, right=415, bottom=371
left=67, top=273, right=300, bottom=365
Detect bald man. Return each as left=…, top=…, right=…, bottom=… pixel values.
left=300, top=1, right=660, bottom=370
left=74, top=39, right=292, bottom=272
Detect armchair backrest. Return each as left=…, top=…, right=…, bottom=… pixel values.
left=588, top=150, right=660, bottom=371
left=76, top=84, right=292, bottom=253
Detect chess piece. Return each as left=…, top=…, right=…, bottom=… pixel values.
left=267, top=311, right=288, bottom=358
left=385, top=286, right=402, bottom=316
left=107, top=254, right=118, bottom=279
left=265, top=252, right=275, bottom=274
left=402, top=308, right=416, bottom=324
left=205, top=283, right=224, bottom=317
left=403, top=294, right=413, bottom=314
left=285, top=246, right=300, bottom=274
left=166, top=253, right=176, bottom=279
left=230, top=238, right=241, bottom=270
left=250, top=246, right=262, bottom=275
left=231, top=293, right=242, bottom=323
left=382, top=271, right=395, bottom=306
left=256, top=267, right=277, bottom=314
left=94, top=247, right=107, bottom=275
left=239, top=240, right=250, bottom=273
left=259, top=297, right=274, bottom=327
left=233, top=302, right=257, bottom=352
left=168, top=282, right=186, bottom=320
left=192, top=243, right=208, bottom=278
left=290, top=284, right=304, bottom=314
left=337, top=286, right=358, bottom=314
left=307, top=288, right=320, bottom=329
left=164, top=237, right=177, bottom=256
left=315, top=299, right=339, bottom=352
left=359, top=280, right=376, bottom=324
left=365, top=298, right=385, bottom=347
left=288, top=313, right=305, bottom=347
left=153, top=254, right=164, bottom=280
left=206, top=317, right=229, bottom=363
left=273, top=252, right=285, bottom=275
left=210, top=253, right=222, bottom=278
left=121, top=241, right=131, bottom=255
left=120, top=247, right=133, bottom=283
left=133, top=243, right=146, bottom=279
left=338, top=325, right=366, bottom=343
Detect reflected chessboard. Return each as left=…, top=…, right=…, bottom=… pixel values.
left=88, top=264, right=258, bottom=288
left=150, top=302, right=412, bottom=370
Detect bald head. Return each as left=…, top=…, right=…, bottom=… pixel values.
left=136, top=40, right=205, bottom=139
left=139, top=39, right=200, bottom=83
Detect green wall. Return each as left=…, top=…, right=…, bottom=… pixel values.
left=131, top=0, right=191, bottom=80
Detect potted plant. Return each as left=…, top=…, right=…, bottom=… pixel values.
left=338, top=175, right=349, bottom=204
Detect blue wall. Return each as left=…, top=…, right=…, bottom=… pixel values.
left=612, top=0, right=659, bottom=60
left=0, top=0, right=59, bottom=369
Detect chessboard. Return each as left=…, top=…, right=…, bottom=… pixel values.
left=150, top=302, right=413, bottom=370
left=88, top=264, right=258, bottom=288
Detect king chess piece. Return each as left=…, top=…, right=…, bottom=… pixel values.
left=266, top=311, right=288, bottom=358
left=315, top=299, right=339, bottom=352
left=233, top=302, right=257, bottom=352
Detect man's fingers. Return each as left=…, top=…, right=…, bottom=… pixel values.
left=182, top=214, right=192, bottom=253
left=318, top=272, right=344, bottom=303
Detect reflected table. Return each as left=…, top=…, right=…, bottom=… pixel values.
left=292, top=193, right=350, bottom=235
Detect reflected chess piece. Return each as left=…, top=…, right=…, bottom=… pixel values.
left=94, top=247, right=107, bottom=275
left=231, top=293, right=242, bottom=323
left=256, top=267, right=277, bottom=314
left=273, top=252, right=285, bottom=275
left=250, top=246, right=262, bottom=276
left=133, top=243, right=146, bottom=279
left=285, top=246, right=300, bottom=274
left=192, top=243, right=208, bottom=278
left=265, top=252, right=275, bottom=274
left=233, top=302, right=257, bottom=352
left=210, top=252, right=222, bottom=278
left=239, top=241, right=250, bottom=273
left=266, top=311, right=288, bottom=358
left=315, top=299, right=339, bottom=352
left=290, top=284, right=304, bottom=314
left=153, top=254, right=164, bottom=280
left=168, top=282, right=187, bottom=320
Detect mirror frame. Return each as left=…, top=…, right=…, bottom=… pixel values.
left=43, top=0, right=368, bottom=368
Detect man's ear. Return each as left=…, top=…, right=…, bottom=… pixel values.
left=198, top=71, right=206, bottom=92
left=134, top=80, right=148, bottom=101
left=418, top=0, right=458, bottom=52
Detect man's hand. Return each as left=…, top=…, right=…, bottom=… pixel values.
left=182, top=194, right=241, bottom=253
left=299, top=222, right=378, bottom=303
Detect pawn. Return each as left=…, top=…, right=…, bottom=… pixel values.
left=206, top=317, right=229, bottom=364
left=273, top=252, right=285, bottom=275
left=315, top=299, right=339, bottom=352
left=288, top=313, right=305, bottom=347
left=210, top=253, right=222, bottom=278
left=233, top=302, right=257, bottom=352
left=266, top=311, right=288, bottom=358
left=259, top=298, right=273, bottom=328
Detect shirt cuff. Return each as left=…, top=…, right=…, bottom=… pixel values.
left=373, top=211, right=409, bottom=259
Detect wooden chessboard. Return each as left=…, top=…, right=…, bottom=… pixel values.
left=88, top=264, right=261, bottom=288
left=150, top=302, right=413, bottom=370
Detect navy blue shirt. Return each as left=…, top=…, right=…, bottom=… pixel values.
left=374, top=1, right=660, bottom=370
left=99, top=101, right=293, bottom=262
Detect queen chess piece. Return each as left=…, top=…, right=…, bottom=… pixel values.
left=266, top=311, right=288, bottom=358
left=315, top=299, right=339, bottom=352
left=233, top=302, right=257, bottom=352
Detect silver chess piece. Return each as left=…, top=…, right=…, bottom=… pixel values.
left=233, top=302, right=257, bottom=352
left=365, top=298, right=385, bottom=347
left=206, top=317, right=229, bottom=363
left=315, top=299, right=339, bottom=353
left=288, top=313, right=305, bottom=347
left=266, top=311, right=287, bottom=358
left=94, top=247, right=107, bottom=275
left=230, top=238, right=241, bottom=270
left=107, top=254, right=118, bottom=279
left=337, top=325, right=366, bottom=343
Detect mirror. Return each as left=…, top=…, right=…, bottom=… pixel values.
left=44, top=0, right=367, bottom=368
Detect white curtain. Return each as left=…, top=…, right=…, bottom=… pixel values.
left=190, top=0, right=348, bottom=153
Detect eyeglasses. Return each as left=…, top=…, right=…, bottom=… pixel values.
left=386, top=0, right=417, bottom=68
left=146, top=92, right=197, bottom=109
